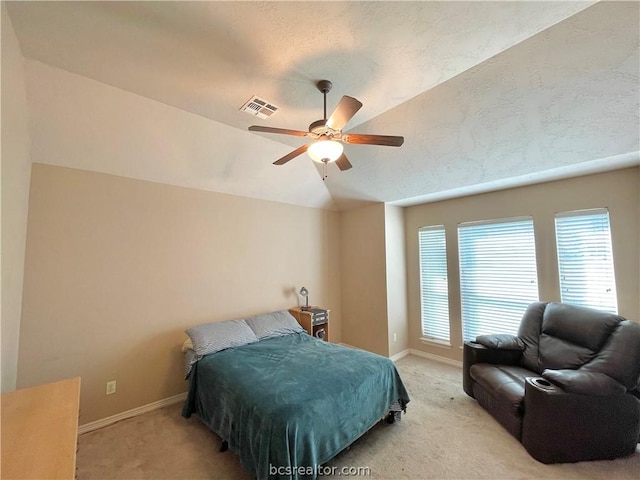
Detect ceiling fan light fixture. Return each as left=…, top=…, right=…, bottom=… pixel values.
left=249, top=80, right=403, bottom=170
left=307, top=139, right=343, bottom=163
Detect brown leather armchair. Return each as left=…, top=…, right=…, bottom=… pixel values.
left=463, top=302, right=640, bottom=463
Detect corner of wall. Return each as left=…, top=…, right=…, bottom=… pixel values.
left=384, top=204, right=409, bottom=357
left=1, top=3, right=33, bottom=392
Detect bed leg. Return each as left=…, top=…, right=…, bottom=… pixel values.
left=220, top=440, right=229, bottom=452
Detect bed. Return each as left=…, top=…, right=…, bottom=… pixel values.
left=181, top=310, right=410, bottom=480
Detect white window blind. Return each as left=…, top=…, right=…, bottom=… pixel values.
left=418, top=226, right=450, bottom=343
left=458, top=217, right=539, bottom=342
left=555, top=209, right=618, bottom=313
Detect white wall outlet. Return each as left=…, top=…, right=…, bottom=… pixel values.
left=393, top=333, right=397, bottom=342
left=106, top=380, right=116, bottom=395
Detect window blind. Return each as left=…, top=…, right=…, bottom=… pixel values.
left=418, top=226, right=450, bottom=343
left=555, top=209, right=617, bottom=313
left=458, top=217, right=539, bottom=342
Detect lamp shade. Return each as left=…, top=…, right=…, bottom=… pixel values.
left=307, top=140, right=343, bottom=163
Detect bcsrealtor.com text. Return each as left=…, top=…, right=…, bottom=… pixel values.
left=269, top=464, right=371, bottom=477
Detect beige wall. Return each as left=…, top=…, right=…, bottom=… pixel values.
left=19, top=164, right=341, bottom=424
left=1, top=4, right=32, bottom=393
left=339, top=203, right=389, bottom=356
left=339, top=203, right=409, bottom=358
left=384, top=205, right=409, bottom=357
left=405, top=167, right=640, bottom=363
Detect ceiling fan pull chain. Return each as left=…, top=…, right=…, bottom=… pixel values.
left=322, top=160, right=328, bottom=181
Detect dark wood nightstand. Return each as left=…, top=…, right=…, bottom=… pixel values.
left=288, top=306, right=330, bottom=341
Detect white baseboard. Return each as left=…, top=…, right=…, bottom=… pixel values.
left=78, top=392, right=187, bottom=435
left=408, top=348, right=463, bottom=368
left=338, top=342, right=460, bottom=368
left=389, top=349, right=410, bottom=362
left=341, top=343, right=408, bottom=362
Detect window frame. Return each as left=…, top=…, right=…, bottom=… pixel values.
left=458, top=216, right=540, bottom=342
left=554, top=208, right=618, bottom=314
left=418, top=225, right=451, bottom=346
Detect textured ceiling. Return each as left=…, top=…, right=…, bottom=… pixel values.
left=6, top=1, right=639, bottom=209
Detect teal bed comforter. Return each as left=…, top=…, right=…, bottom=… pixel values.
left=182, top=332, right=409, bottom=479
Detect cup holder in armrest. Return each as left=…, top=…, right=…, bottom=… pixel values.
left=527, top=377, right=557, bottom=392
left=534, top=378, right=552, bottom=387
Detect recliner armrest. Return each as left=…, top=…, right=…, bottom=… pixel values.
left=462, top=341, right=523, bottom=397
left=476, top=334, right=524, bottom=351
left=521, top=377, right=640, bottom=463
left=542, top=369, right=626, bottom=396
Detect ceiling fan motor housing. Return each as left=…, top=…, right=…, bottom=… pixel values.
left=309, top=119, right=332, bottom=136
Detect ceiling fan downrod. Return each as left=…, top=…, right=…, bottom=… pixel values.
left=316, top=80, right=332, bottom=121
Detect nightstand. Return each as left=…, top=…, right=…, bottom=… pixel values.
left=289, top=306, right=330, bottom=341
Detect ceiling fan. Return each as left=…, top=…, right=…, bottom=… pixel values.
left=248, top=80, right=404, bottom=173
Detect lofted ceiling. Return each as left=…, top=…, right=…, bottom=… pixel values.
left=5, top=1, right=639, bottom=210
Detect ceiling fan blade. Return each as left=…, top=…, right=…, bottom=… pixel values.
left=335, top=153, right=353, bottom=171
left=343, top=133, right=404, bottom=147
left=249, top=126, right=309, bottom=137
left=326, top=96, right=363, bottom=131
left=273, top=144, right=310, bottom=165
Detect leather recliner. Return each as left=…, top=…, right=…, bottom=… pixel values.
left=463, top=301, right=640, bottom=464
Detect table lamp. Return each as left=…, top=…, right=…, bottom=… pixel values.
left=300, top=287, right=309, bottom=311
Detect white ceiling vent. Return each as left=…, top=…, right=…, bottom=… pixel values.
left=240, top=96, right=278, bottom=119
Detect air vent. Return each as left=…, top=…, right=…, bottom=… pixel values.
left=240, top=96, right=278, bottom=119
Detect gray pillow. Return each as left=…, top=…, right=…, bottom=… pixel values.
left=246, top=310, right=304, bottom=340
left=185, top=318, right=258, bottom=357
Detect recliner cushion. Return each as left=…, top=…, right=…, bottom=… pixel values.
left=538, top=334, right=595, bottom=370
left=541, top=302, right=621, bottom=351
left=583, top=320, right=640, bottom=389
left=520, top=302, right=624, bottom=373
left=518, top=302, right=548, bottom=373
left=470, top=364, right=532, bottom=438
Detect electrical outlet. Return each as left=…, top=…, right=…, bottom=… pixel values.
left=393, top=333, right=397, bottom=342
left=106, top=380, right=116, bottom=395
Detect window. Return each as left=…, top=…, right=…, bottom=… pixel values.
left=555, top=209, right=617, bottom=313
left=418, top=226, right=450, bottom=344
left=458, top=217, right=539, bottom=341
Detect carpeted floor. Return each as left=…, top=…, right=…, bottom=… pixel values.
left=78, top=355, right=640, bottom=479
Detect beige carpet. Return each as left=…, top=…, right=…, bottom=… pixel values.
left=78, top=355, right=640, bottom=479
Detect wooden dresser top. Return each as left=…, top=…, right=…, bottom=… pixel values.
left=1, top=377, right=81, bottom=480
